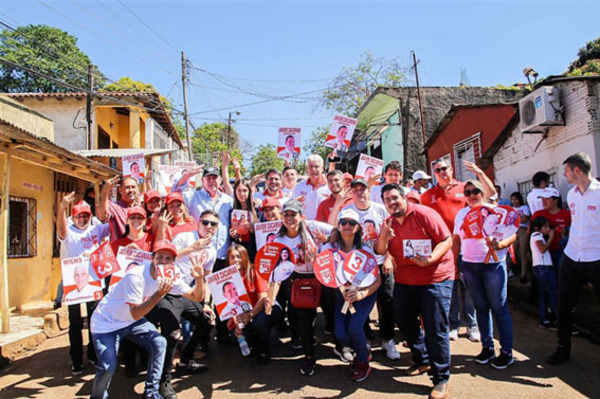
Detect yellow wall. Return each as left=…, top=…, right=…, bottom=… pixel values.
left=7, top=159, right=55, bottom=308
left=95, top=106, right=148, bottom=150
left=0, top=96, right=55, bottom=141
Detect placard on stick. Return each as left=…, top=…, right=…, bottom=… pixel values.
left=277, top=127, right=301, bottom=160
left=123, top=153, right=145, bottom=184
left=355, top=154, right=384, bottom=183
left=325, top=115, right=357, bottom=153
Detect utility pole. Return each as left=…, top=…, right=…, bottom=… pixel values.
left=227, top=111, right=240, bottom=148
left=86, top=64, right=93, bottom=150
left=411, top=50, right=428, bottom=167
left=181, top=51, right=193, bottom=161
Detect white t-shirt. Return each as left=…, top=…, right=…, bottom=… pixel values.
left=274, top=220, right=333, bottom=274
left=370, top=185, right=408, bottom=205
left=527, top=188, right=545, bottom=215
left=342, top=202, right=387, bottom=264
left=530, top=232, right=553, bottom=267
left=253, top=190, right=290, bottom=207
left=515, top=205, right=531, bottom=228
left=454, top=205, right=508, bottom=263
left=172, top=231, right=217, bottom=285
left=292, top=179, right=331, bottom=221
left=59, top=219, right=110, bottom=258
left=91, top=264, right=191, bottom=334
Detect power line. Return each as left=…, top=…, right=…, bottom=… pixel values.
left=191, top=66, right=331, bottom=83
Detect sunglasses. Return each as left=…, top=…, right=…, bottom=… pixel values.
left=434, top=166, right=449, bottom=174
left=339, top=219, right=358, bottom=227
left=201, top=220, right=219, bottom=227
left=464, top=188, right=482, bottom=197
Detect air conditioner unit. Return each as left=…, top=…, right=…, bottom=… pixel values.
left=518, top=86, right=563, bottom=133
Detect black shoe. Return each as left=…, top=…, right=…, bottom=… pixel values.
left=291, top=337, right=303, bottom=349
left=159, top=380, right=177, bottom=399
left=474, top=347, right=496, bottom=364
left=539, top=321, right=558, bottom=330
left=71, top=364, right=83, bottom=375
left=547, top=346, right=570, bottom=365
left=300, top=358, right=316, bottom=376
left=491, top=350, right=514, bottom=369
left=176, top=359, right=208, bottom=375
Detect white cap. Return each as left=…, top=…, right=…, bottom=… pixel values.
left=337, top=208, right=360, bottom=223
left=412, top=170, right=431, bottom=180
left=538, top=187, right=560, bottom=198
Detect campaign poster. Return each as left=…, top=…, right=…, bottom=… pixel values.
left=402, top=239, right=433, bottom=259
left=174, top=160, right=198, bottom=189
left=206, top=266, right=252, bottom=321
left=325, top=114, right=358, bottom=152
left=123, top=153, right=145, bottom=184
left=277, top=127, right=301, bottom=160
left=255, top=243, right=295, bottom=283
left=90, top=241, right=120, bottom=280
left=254, top=220, right=283, bottom=251
left=355, top=154, right=384, bottom=183
left=157, top=165, right=183, bottom=195
left=231, top=210, right=251, bottom=235
left=61, top=256, right=103, bottom=306
left=313, top=249, right=348, bottom=288
left=111, top=247, right=153, bottom=289
left=343, top=249, right=379, bottom=288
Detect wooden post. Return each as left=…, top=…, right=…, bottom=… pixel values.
left=0, top=153, right=12, bottom=333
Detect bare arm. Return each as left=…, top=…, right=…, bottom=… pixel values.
left=464, top=161, right=496, bottom=199
left=222, top=151, right=233, bottom=197
left=57, top=191, right=76, bottom=240
left=374, top=218, right=395, bottom=255
left=98, top=176, right=119, bottom=221
left=129, top=278, right=173, bottom=320
left=327, top=192, right=351, bottom=226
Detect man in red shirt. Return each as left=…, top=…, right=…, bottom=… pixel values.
left=98, top=176, right=141, bottom=242
left=316, top=170, right=352, bottom=224
left=375, top=183, right=454, bottom=399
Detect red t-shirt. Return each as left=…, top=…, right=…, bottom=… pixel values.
left=316, top=194, right=353, bottom=223
left=241, top=268, right=268, bottom=306
left=421, top=181, right=467, bottom=231
left=387, top=203, right=455, bottom=285
left=110, top=233, right=155, bottom=254
left=531, top=209, right=571, bottom=252
left=167, top=219, right=198, bottom=241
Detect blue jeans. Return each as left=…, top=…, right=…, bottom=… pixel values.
left=91, top=319, right=166, bottom=399
left=533, top=265, right=558, bottom=322
left=462, top=261, right=513, bottom=353
left=334, top=289, right=377, bottom=362
left=449, top=260, right=477, bottom=330
left=393, top=279, right=453, bottom=385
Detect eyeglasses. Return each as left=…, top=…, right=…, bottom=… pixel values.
left=339, top=219, right=358, bottom=227
left=201, top=220, right=219, bottom=227
left=464, top=188, right=482, bottom=197
left=434, top=166, right=449, bottom=174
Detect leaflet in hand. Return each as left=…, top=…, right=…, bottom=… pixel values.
left=207, top=266, right=252, bottom=321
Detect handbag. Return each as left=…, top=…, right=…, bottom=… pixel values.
left=290, top=278, right=321, bottom=309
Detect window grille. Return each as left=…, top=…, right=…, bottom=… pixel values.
left=8, top=196, right=37, bottom=258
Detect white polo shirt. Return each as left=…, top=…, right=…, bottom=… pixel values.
left=564, top=179, right=600, bottom=262
left=292, top=177, right=331, bottom=221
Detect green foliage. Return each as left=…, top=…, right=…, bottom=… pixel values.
left=0, top=24, right=104, bottom=92
left=102, top=76, right=156, bottom=92
left=320, top=51, right=405, bottom=116
left=304, top=126, right=330, bottom=161
left=191, top=122, right=243, bottom=172
left=567, top=37, right=600, bottom=76
left=493, top=84, right=523, bottom=91
left=250, top=144, right=284, bottom=176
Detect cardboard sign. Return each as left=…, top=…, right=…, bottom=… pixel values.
left=313, top=249, right=348, bottom=288
left=61, top=256, right=103, bottom=306
left=157, top=165, right=184, bottom=195
left=491, top=205, right=520, bottom=240
left=231, top=210, right=251, bottom=235
left=206, top=266, right=252, bottom=321
left=255, top=242, right=295, bottom=282
left=112, top=247, right=152, bottom=289
left=355, top=154, right=384, bottom=183
left=343, top=249, right=379, bottom=288
left=90, top=242, right=120, bottom=279
left=155, top=264, right=180, bottom=281
left=277, top=127, right=301, bottom=160
left=461, top=206, right=492, bottom=239
left=402, top=239, right=433, bottom=259
left=325, top=114, right=357, bottom=152
left=254, top=220, right=283, bottom=251
left=123, top=153, right=145, bottom=184
left=174, top=161, right=198, bottom=189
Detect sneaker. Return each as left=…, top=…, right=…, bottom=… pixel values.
left=467, top=326, right=481, bottom=342
left=381, top=339, right=400, bottom=360
left=547, top=346, right=570, bottom=365
left=449, top=329, right=459, bottom=341
left=491, top=350, right=514, bottom=369
left=333, top=345, right=354, bottom=363
left=290, top=337, right=303, bottom=349
left=429, top=382, right=449, bottom=399
left=404, top=363, right=431, bottom=376
left=71, top=364, right=83, bottom=375
left=176, top=359, right=208, bottom=375
left=351, top=361, right=371, bottom=382
left=159, top=380, right=177, bottom=399
left=474, top=347, right=496, bottom=364
left=300, top=358, right=316, bottom=376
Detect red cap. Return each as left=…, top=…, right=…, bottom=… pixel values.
left=165, top=191, right=184, bottom=204
left=143, top=190, right=161, bottom=203
left=406, top=191, right=422, bottom=204
left=343, top=172, right=353, bottom=181
left=127, top=205, right=146, bottom=219
left=152, top=240, right=178, bottom=257
left=261, top=197, right=281, bottom=210
left=72, top=200, right=92, bottom=217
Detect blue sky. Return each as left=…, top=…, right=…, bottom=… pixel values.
left=2, top=0, right=598, bottom=158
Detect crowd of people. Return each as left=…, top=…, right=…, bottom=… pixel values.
left=55, top=150, right=599, bottom=399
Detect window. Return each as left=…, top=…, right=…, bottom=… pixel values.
left=8, top=196, right=37, bottom=258
left=517, top=172, right=557, bottom=199
left=454, top=132, right=481, bottom=182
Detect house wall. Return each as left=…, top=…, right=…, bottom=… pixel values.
left=7, top=160, right=55, bottom=307
left=381, top=111, right=403, bottom=167
left=493, top=80, right=600, bottom=200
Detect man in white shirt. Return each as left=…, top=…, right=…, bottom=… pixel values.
left=548, top=153, right=600, bottom=365
left=411, top=170, right=432, bottom=194
left=527, top=171, right=550, bottom=214
left=370, top=161, right=407, bottom=204
left=282, top=165, right=299, bottom=196
left=254, top=168, right=290, bottom=205
left=292, top=154, right=330, bottom=220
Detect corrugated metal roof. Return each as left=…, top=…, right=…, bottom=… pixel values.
left=74, top=148, right=177, bottom=158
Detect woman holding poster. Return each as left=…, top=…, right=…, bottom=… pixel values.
left=229, top=179, right=260, bottom=261
left=226, top=244, right=282, bottom=365
left=322, top=208, right=381, bottom=382
left=453, top=180, right=517, bottom=370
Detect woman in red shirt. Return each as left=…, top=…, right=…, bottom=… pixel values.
left=110, top=206, right=155, bottom=254
left=229, top=179, right=260, bottom=261
left=227, top=244, right=281, bottom=365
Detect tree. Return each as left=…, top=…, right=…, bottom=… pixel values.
left=191, top=122, right=243, bottom=171
left=320, top=51, right=405, bottom=116
left=0, top=24, right=104, bottom=92
left=567, top=37, right=600, bottom=76
left=304, top=126, right=330, bottom=162
left=250, top=144, right=284, bottom=176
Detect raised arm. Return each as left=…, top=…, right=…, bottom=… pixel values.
left=464, top=161, right=496, bottom=199
left=57, top=191, right=76, bottom=240
left=98, top=176, right=119, bottom=222
left=222, top=151, right=234, bottom=197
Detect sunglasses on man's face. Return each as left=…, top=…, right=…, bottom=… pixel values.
left=434, top=166, right=449, bottom=174
left=464, top=188, right=482, bottom=197
left=339, top=219, right=358, bottom=227
left=201, top=220, right=219, bottom=227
